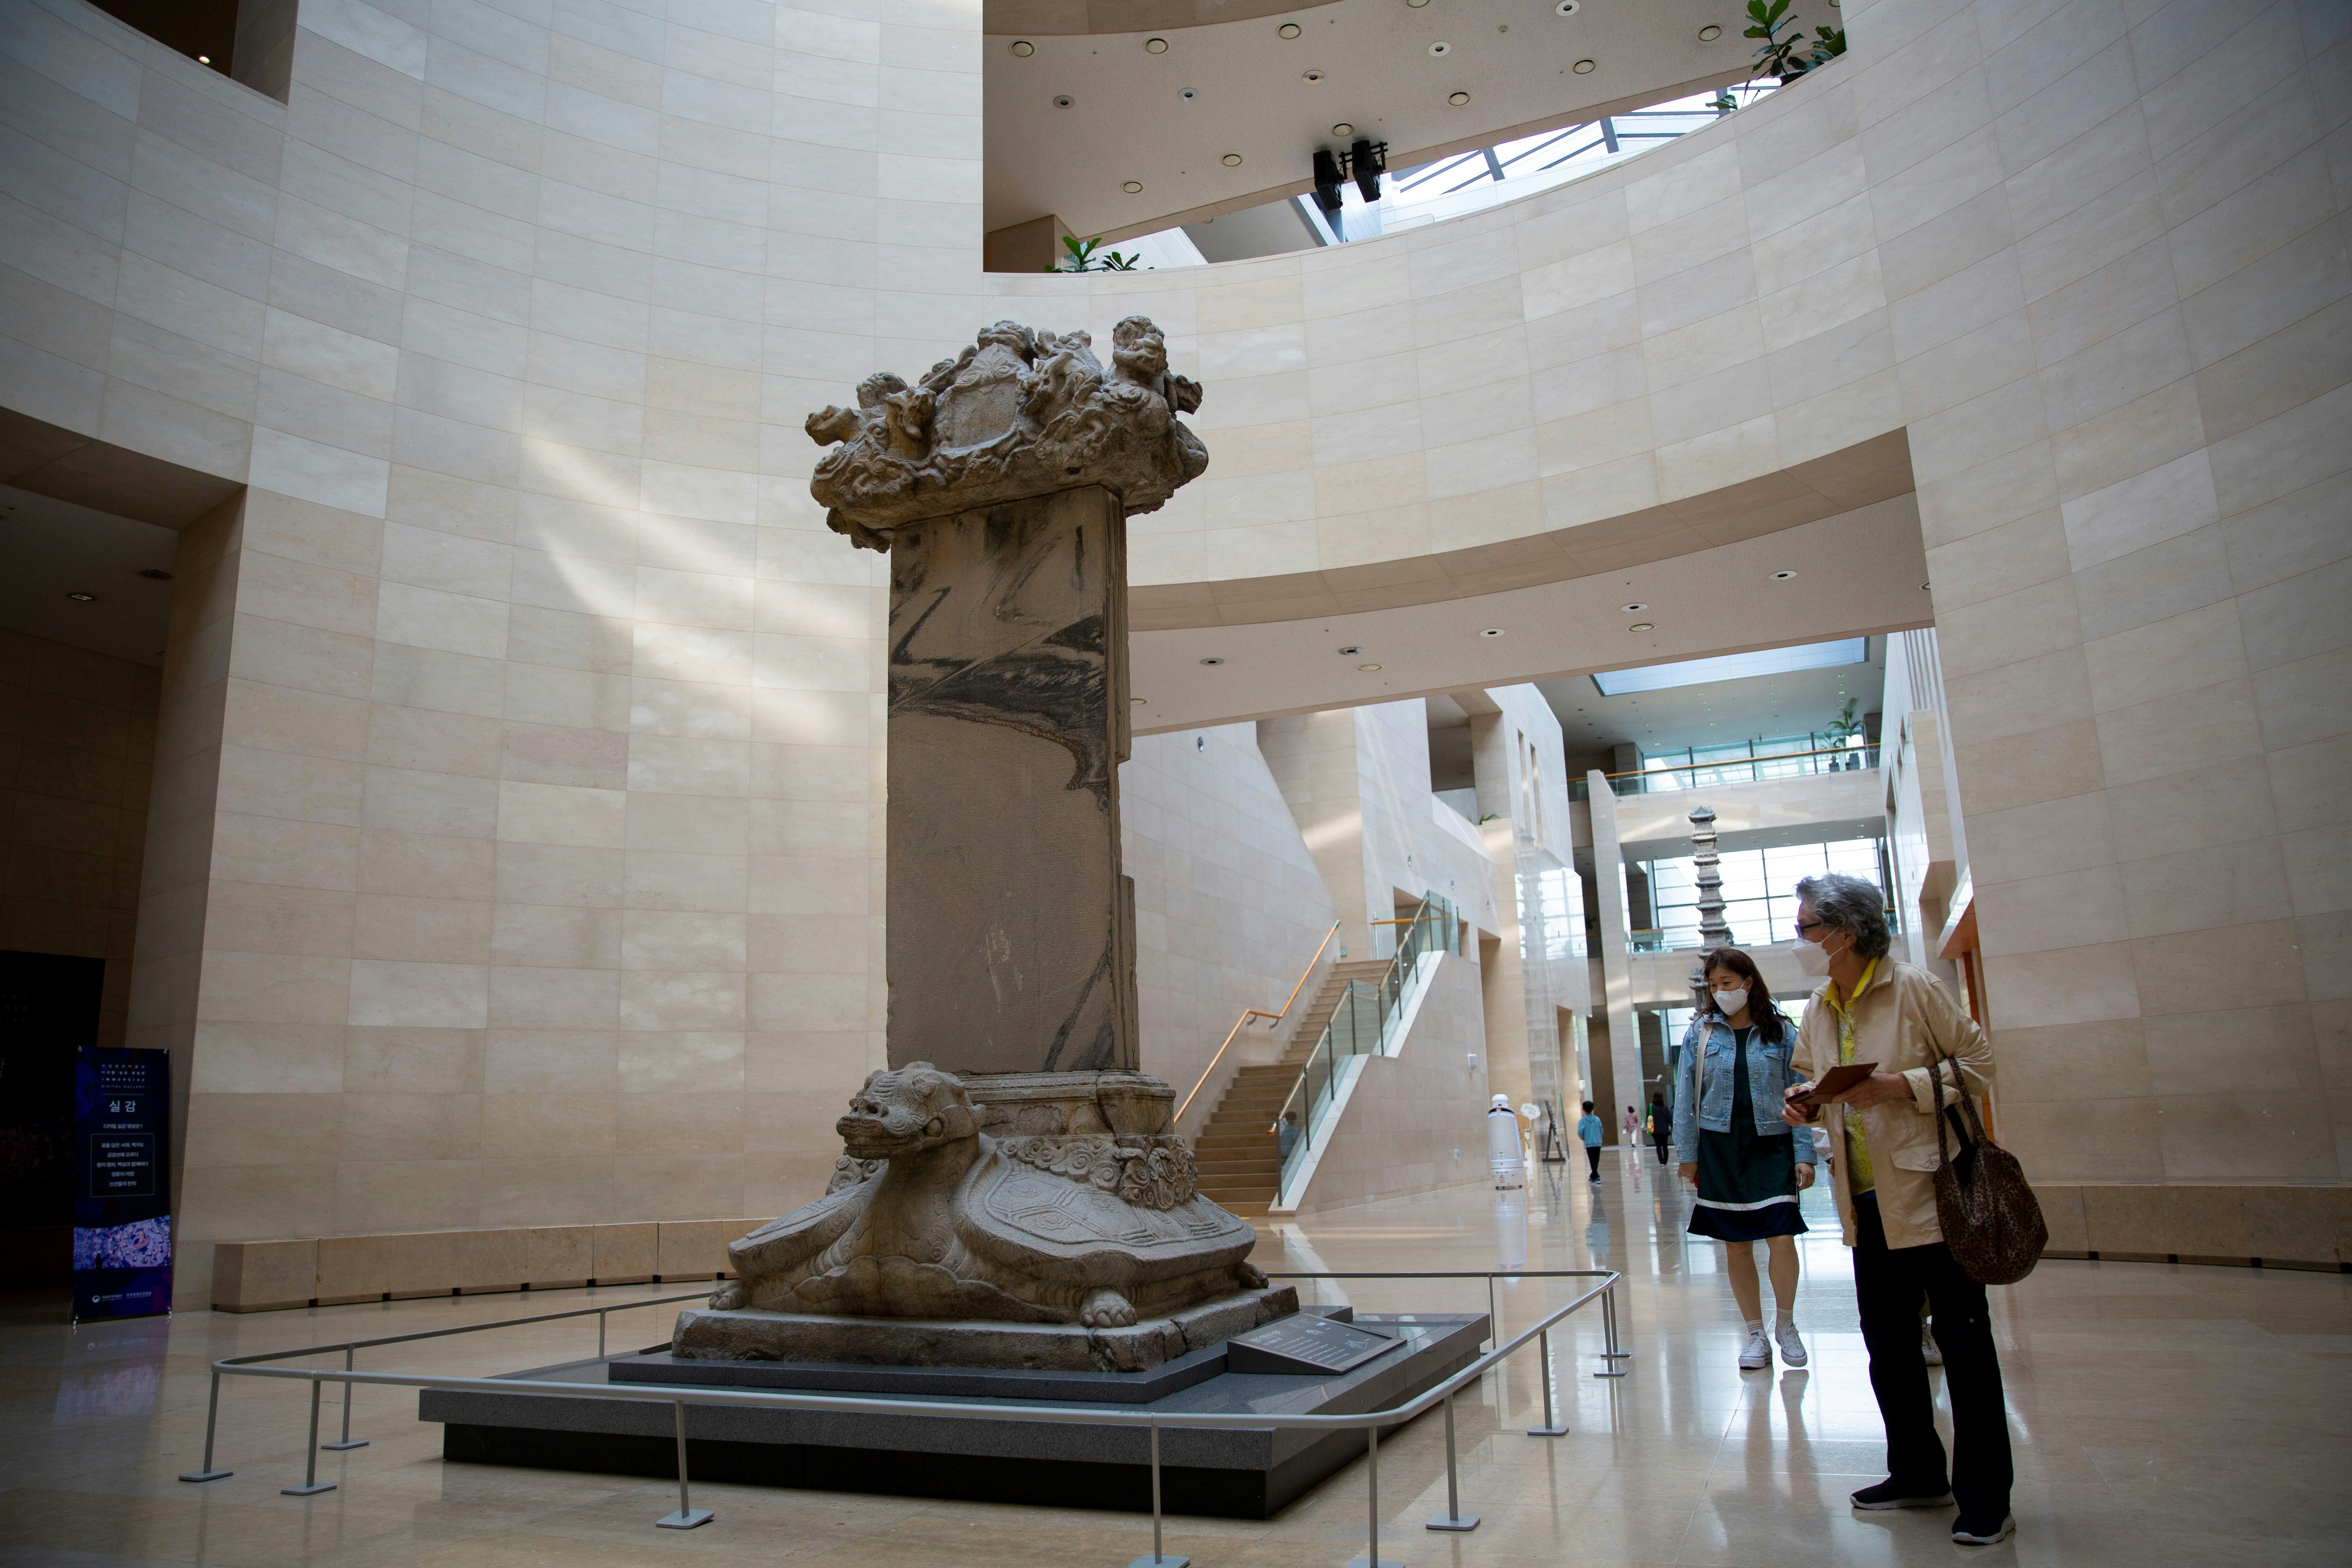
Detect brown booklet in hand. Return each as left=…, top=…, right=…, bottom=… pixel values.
left=1791, top=1061, right=1877, bottom=1114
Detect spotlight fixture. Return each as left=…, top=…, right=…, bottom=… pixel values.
left=1629, top=621, right=1653, bottom=633
left=1121, top=180, right=1143, bottom=192
left=1222, top=152, right=1242, bottom=165
left=1572, top=57, right=1596, bottom=72
left=1278, top=21, right=1302, bottom=36
left=1480, top=628, right=1505, bottom=637
left=1198, top=656, right=1225, bottom=665
left=1180, top=87, right=1196, bottom=98
left=196, top=53, right=212, bottom=63
left=1303, top=68, right=1325, bottom=80
left=1698, top=23, right=1722, bottom=39
left=1337, top=645, right=1365, bottom=655
left=1144, top=35, right=1168, bottom=52
left=1010, top=39, right=1034, bottom=55
left=1357, top=663, right=1383, bottom=671
left=139, top=568, right=174, bottom=581
left=1332, top=122, right=1354, bottom=136
left=1428, top=40, right=1450, bottom=55
left=1771, top=569, right=1796, bottom=579
left=1448, top=90, right=1470, bottom=105
left=1620, top=601, right=1646, bottom=611
left=1555, top=0, right=1579, bottom=12
left=66, top=592, right=96, bottom=602
left=1054, top=94, right=1073, bottom=107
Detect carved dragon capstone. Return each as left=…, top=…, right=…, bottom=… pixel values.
left=704, top=1063, right=1263, bottom=1329
left=804, top=316, right=1209, bottom=547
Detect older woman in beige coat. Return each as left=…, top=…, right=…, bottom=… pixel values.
left=1780, top=872, right=2014, bottom=1548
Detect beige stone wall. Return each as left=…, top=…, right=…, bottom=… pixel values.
left=0, top=626, right=159, bottom=1044
left=1, top=0, right=2342, bottom=1273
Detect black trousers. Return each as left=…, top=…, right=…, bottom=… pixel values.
left=1852, top=1191, right=2013, bottom=1517
left=1652, top=1129, right=1671, bottom=1163
left=1584, top=1145, right=1601, bottom=1178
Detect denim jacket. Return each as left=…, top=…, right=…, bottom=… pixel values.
left=1672, top=1012, right=1820, bottom=1166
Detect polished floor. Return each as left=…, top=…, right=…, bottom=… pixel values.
left=3, top=1151, right=2346, bottom=1566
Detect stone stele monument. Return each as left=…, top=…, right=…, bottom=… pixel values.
left=670, top=317, right=1296, bottom=1373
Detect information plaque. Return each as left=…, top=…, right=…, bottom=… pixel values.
left=1224, top=1312, right=1404, bottom=1375
left=71, top=1047, right=173, bottom=1322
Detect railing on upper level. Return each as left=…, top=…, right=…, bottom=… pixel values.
left=1570, top=742, right=1880, bottom=800
left=1270, top=895, right=1459, bottom=1205
left=1173, top=920, right=1341, bottom=1125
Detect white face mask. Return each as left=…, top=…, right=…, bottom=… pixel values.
left=1711, top=987, right=1749, bottom=1016
left=1794, top=935, right=1835, bottom=976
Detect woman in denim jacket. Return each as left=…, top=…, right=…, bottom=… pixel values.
left=1675, top=946, right=1819, bottom=1370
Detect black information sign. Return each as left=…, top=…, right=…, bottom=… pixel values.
left=1225, top=1312, right=1404, bottom=1375
left=71, top=1048, right=173, bottom=1322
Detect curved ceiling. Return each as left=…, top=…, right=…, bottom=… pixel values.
left=986, top=0, right=1343, bottom=38
left=986, top=0, right=1746, bottom=238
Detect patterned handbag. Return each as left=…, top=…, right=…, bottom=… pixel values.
left=1928, top=1057, right=2047, bottom=1285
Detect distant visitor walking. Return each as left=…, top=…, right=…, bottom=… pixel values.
left=1576, top=1100, right=1604, bottom=1181
left=1649, top=1092, right=1673, bottom=1163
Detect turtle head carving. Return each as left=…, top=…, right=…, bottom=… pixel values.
left=837, top=1062, right=977, bottom=1159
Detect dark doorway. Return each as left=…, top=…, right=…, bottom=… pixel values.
left=0, top=951, right=105, bottom=1281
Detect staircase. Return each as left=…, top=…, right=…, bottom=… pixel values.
left=1192, top=960, right=1390, bottom=1218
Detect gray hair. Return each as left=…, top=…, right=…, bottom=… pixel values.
left=1795, top=873, right=1891, bottom=960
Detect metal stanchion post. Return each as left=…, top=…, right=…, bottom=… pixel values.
left=598, top=1309, right=607, bottom=1361
left=1527, top=1327, right=1569, bottom=1436
left=1347, top=1421, right=1396, bottom=1568
left=1424, top=1389, right=1479, bottom=1531
left=321, top=1345, right=368, bottom=1449
left=178, top=1368, right=233, bottom=1482
left=655, top=1400, right=713, bottom=1528
left=281, top=1378, right=337, bottom=1494
left=1124, top=1414, right=1188, bottom=1568
left=1594, top=1285, right=1630, bottom=1377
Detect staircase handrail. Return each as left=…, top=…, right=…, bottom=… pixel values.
left=1173, top=920, right=1341, bottom=1124
left=1268, top=893, right=1459, bottom=1201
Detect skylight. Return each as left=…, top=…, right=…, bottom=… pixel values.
left=1592, top=639, right=1866, bottom=696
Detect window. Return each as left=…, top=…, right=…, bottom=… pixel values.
left=1637, top=837, right=1892, bottom=952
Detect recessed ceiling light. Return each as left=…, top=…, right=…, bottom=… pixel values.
left=1221, top=152, right=1243, bottom=165
left=1199, top=656, right=1225, bottom=665
left=1698, top=23, right=1722, bottom=40
left=1303, top=69, right=1325, bottom=80
left=196, top=53, right=211, bottom=63
left=139, top=568, right=173, bottom=580
left=1358, top=663, right=1383, bottom=672
left=1130, top=696, right=1147, bottom=704
left=1480, top=628, right=1505, bottom=637
left=1144, top=36, right=1168, bottom=52
left=1054, top=94, right=1073, bottom=107
left=1279, top=21, right=1303, bottom=36
left=1448, top=90, right=1470, bottom=105
left=1428, top=41, right=1450, bottom=55
left=1620, top=601, right=1646, bottom=612
left=1556, top=0, right=1579, bottom=13
left=1629, top=622, right=1654, bottom=633
left=1180, top=87, right=1196, bottom=98
left=1338, top=645, right=1365, bottom=655
left=1406, top=0, right=1430, bottom=8
left=1921, top=581, right=1932, bottom=591
left=66, top=592, right=96, bottom=602
left=1771, top=570, right=1797, bottom=580
left=1010, top=39, right=1034, bottom=56
left=1332, top=122, right=1354, bottom=136
left=1121, top=180, right=1143, bottom=192
left=1572, top=57, right=1596, bottom=73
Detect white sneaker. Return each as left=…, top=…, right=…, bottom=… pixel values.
left=1738, top=1329, right=1771, bottom=1370
left=1921, top=1324, right=1943, bottom=1366
left=1776, top=1321, right=1808, bottom=1367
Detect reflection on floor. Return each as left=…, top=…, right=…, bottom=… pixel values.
left=4, top=1149, right=2348, bottom=1565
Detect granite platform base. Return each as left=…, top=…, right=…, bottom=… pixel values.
left=423, top=1311, right=1487, bottom=1519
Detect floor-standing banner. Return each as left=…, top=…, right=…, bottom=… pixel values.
left=71, top=1048, right=172, bottom=1322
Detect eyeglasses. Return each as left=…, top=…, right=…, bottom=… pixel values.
left=1793, top=918, right=1827, bottom=936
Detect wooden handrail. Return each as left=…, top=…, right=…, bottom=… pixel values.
left=1173, top=920, right=1341, bottom=1124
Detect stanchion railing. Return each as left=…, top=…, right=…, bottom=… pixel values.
left=183, top=1268, right=1631, bottom=1567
